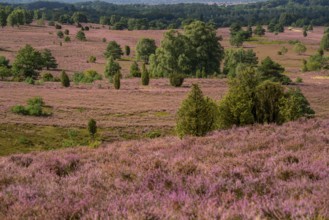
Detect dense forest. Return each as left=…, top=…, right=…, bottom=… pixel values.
left=0, top=0, right=329, bottom=29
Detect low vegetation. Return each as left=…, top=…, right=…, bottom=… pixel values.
left=11, top=97, right=50, bottom=116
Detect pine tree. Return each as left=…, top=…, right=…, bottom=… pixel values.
left=320, top=33, right=329, bottom=51
left=125, top=45, right=130, bottom=56
left=141, top=63, right=150, bottom=86
left=41, top=49, right=58, bottom=70
left=61, top=70, right=70, bottom=87
left=176, top=84, right=218, bottom=138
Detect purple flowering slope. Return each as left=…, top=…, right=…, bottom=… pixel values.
left=0, top=118, right=328, bottom=219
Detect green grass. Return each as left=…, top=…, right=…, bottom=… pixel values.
left=0, top=123, right=174, bottom=156
left=247, top=37, right=286, bottom=45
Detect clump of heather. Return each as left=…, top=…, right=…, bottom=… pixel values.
left=0, top=118, right=328, bottom=219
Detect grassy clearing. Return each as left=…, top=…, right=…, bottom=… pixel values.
left=0, top=123, right=174, bottom=156
left=247, top=37, right=286, bottom=45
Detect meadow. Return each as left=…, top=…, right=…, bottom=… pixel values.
left=0, top=22, right=329, bottom=218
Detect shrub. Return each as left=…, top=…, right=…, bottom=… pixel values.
left=113, top=73, right=121, bottom=90
left=295, top=77, right=303, bottom=83
left=25, top=77, right=35, bottom=85
left=279, top=88, right=315, bottom=122
left=258, top=56, right=291, bottom=84
left=141, top=63, right=150, bottom=86
left=102, top=38, right=107, bottom=43
left=11, top=97, right=48, bottom=116
left=104, top=41, right=123, bottom=59
left=64, top=36, right=71, bottom=42
left=0, top=56, right=10, bottom=67
left=293, top=42, right=307, bottom=55
left=176, top=84, right=218, bottom=138
left=125, top=45, right=130, bottom=56
left=64, top=29, right=69, bottom=35
left=73, top=70, right=102, bottom=84
left=55, top=24, right=62, bottom=29
left=130, top=61, right=141, bottom=77
left=88, top=119, right=97, bottom=139
left=136, top=38, right=157, bottom=63
left=217, top=68, right=314, bottom=128
left=48, top=21, right=55, bottom=26
left=84, top=26, right=89, bottom=31
left=0, top=66, right=12, bottom=80
left=104, top=56, right=121, bottom=79
left=42, top=73, right=54, bottom=82
left=320, top=33, right=329, bottom=51
left=57, top=31, right=64, bottom=38
left=88, top=56, right=96, bottom=63
left=41, top=49, right=58, bottom=70
left=76, top=31, right=86, bottom=41
left=61, top=71, right=70, bottom=87
left=169, top=73, right=185, bottom=87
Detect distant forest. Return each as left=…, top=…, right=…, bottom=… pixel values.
left=1, top=0, right=329, bottom=29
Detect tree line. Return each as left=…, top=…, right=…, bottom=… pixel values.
left=1, top=0, right=329, bottom=30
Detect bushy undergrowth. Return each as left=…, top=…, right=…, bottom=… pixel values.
left=11, top=97, right=50, bottom=116
left=0, top=119, right=328, bottom=219
left=73, top=70, right=102, bottom=84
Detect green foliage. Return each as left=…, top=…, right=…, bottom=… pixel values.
left=11, top=97, right=49, bottom=117
left=125, top=45, right=130, bottom=56
left=279, top=88, right=315, bottom=122
left=293, top=42, right=307, bottom=55
left=254, top=80, right=284, bottom=123
left=169, top=73, right=185, bottom=87
left=141, top=63, right=150, bottom=86
left=176, top=84, right=218, bottom=138
left=320, top=33, right=329, bottom=51
left=150, top=21, right=224, bottom=77
left=104, top=56, right=121, bottom=79
left=136, top=38, right=157, bottom=63
left=278, top=46, right=288, bottom=55
left=6, top=9, right=32, bottom=27
left=61, top=71, right=70, bottom=87
left=113, top=73, right=121, bottom=90
left=0, top=66, right=12, bottom=80
left=13, top=44, right=44, bottom=79
left=57, top=31, right=64, bottom=38
left=88, top=119, right=97, bottom=139
left=130, top=61, right=141, bottom=77
left=254, top=24, right=266, bottom=36
left=42, top=72, right=54, bottom=82
left=0, top=56, right=10, bottom=67
left=64, top=29, right=69, bottom=35
left=88, top=56, right=96, bottom=63
left=303, top=29, right=307, bottom=37
left=73, top=70, right=102, bottom=84
left=303, top=52, right=329, bottom=71
left=295, top=77, right=303, bottom=83
left=55, top=24, right=62, bottom=29
left=64, top=36, right=71, bottom=42
left=25, top=77, right=35, bottom=85
left=102, top=38, right=107, bottom=43
left=257, top=56, right=291, bottom=84
left=104, top=41, right=123, bottom=60
left=41, top=49, right=58, bottom=70
left=223, top=49, right=258, bottom=77
left=76, top=31, right=86, bottom=41
left=217, top=68, right=313, bottom=129
left=71, top=12, right=88, bottom=24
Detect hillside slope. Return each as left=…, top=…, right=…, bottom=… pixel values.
left=0, top=118, right=328, bottom=219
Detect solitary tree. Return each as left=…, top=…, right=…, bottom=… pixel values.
left=41, top=49, right=58, bottom=70
left=176, top=84, right=218, bottom=138
left=88, top=119, right=97, bottom=139
left=13, top=44, right=44, bottom=79
left=136, top=38, right=157, bottom=63
left=254, top=24, right=266, bottom=36
left=104, top=41, right=123, bottom=60
left=76, top=31, right=86, bottom=41
left=61, top=71, right=70, bottom=87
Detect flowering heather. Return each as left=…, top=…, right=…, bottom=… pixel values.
left=0, top=118, right=328, bottom=219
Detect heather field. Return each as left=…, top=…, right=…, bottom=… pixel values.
left=0, top=118, right=328, bottom=219
left=1, top=22, right=329, bottom=219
